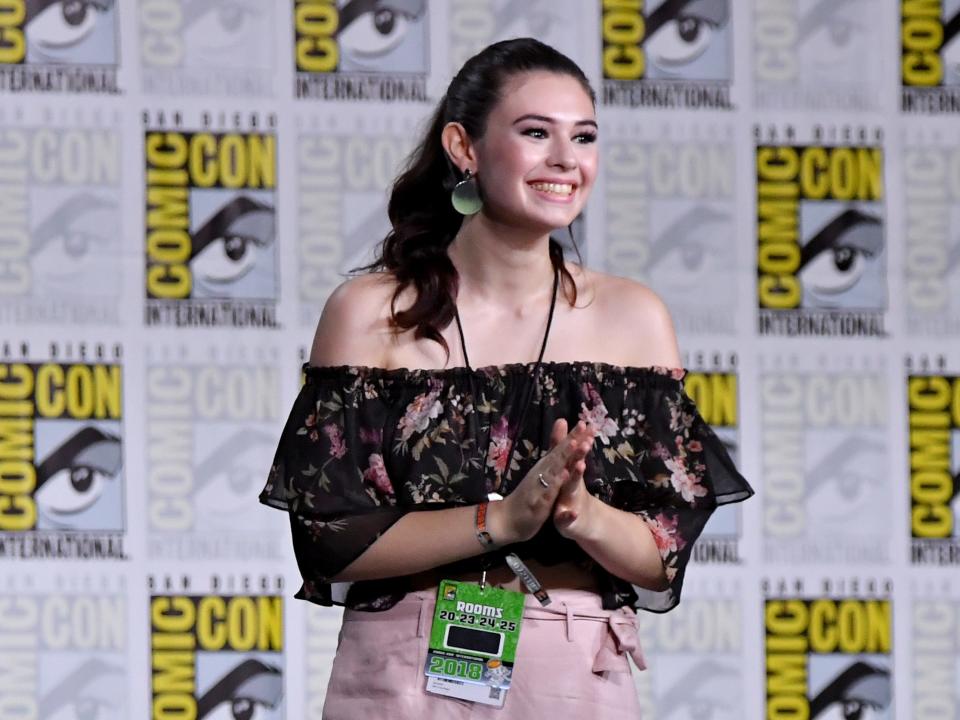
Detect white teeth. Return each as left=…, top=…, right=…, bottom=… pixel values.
left=530, top=182, right=573, bottom=196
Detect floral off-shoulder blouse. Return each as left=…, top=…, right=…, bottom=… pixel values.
left=259, top=362, right=753, bottom=613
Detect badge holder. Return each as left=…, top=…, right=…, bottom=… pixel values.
left=424, top=552, right=550, bottom=707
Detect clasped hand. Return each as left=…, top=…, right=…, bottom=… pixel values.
left=490, top=419, right=599, bottom=545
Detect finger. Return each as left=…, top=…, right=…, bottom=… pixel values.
left=549, top=418, right=568, bottom=449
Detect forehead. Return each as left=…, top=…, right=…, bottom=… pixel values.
left=492, top=71, right=595, bottom=120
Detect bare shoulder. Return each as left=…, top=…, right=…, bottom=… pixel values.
left=309, top=272, right=402, bottom=367
left=574, top=265, right=681, bottom=368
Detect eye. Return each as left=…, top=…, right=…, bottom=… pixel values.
left=26, top=1, right=107, bottom=49
left=648, top=205, right=729, bottom=273
left=196, top=659, right=283, bottom=720
left=522, top=127, right=548, bottom=139
left=35, top=426, right=121, bottom=519
left=574, top=132, right=598, bottom=144
left=191, top=234, right=259, bottom=283
left=646, top=15, right=717, bottom=66
left=799, top=244, right=872, bottom=294
left=187, top=1, right=260, bottom=46
left=339, top=8, right=411, bottom=56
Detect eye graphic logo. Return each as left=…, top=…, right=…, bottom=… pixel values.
left=0, top=0, right=120, bottom=93
left=139, top=1, right=275, bottom=96
left=143, top=118, right=279, bottom=329
left=754, top=0, right=883, bottom=111
left=293, top=0, right=429, bottom=101
left=756, top=129, right=887, bottom=337
left=906, top=369, right=960, bottom=565
left=765, top=594, right=893, bottom=720
left=901, top=0, right=960, bottom=113
left=0, top=355, right=125, bottom=558
left=150, top=592, right=284, bottom=720
left=601, top=0, right=733, bottom=109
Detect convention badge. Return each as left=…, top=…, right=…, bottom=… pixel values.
left=424, top=579, right=525, bottom=696
left=424, top=676, right=507, bottom=707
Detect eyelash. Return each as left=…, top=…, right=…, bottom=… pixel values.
left=521, top=127, right=598, bottom=144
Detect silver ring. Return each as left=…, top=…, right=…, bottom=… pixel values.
left=538, top=473, right=549, bottom=488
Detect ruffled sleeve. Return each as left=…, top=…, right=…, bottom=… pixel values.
left=585, top=368, right=752, bottom=613
left=259, top=366, right=406, bottom=608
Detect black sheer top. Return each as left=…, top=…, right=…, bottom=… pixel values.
left=259, top=361, right=753, bottom=613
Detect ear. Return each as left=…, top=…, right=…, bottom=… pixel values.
left=441, top=122, right=477, bottom=175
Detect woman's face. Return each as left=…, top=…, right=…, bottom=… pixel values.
left=473, top=70, right=598, bottom=233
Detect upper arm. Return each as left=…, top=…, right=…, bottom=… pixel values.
left=309, top=274, right=395, bottom=368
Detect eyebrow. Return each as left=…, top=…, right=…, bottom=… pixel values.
left=512, top=114, right=598, bottom=128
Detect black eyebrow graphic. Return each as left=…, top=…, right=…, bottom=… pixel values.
left=644, top=0, right=728, bottom=40
left=649, top=205, right=729, bottom=267
left=196, top=658, right=283, bottom=718
left=25, top=0, right=113, bottom=23
left=337, top=0, right=427, bottom=34
left=35, top=426, right=121, bottom=489
left=193, top=428, right=275, bottom=491
left=38, top=657, right=123, bottom=716
left=189, top=195, right=275, bottom=259
left=809, top=660, right=890, bottom=716
left=29, top=193, right=117, bottom=256
left=798, top=208, right=882, bottom=271
left=181, top=0, right=258, bottom=28
left=945, top=10, right=960, bottom=46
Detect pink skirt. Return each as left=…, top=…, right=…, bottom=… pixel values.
left=322, top=588, right=645, bottom=719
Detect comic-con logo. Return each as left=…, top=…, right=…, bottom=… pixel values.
left=0, top=587, right=127, bottom=719
left=0, top=0, right=119, bottom=93
left=684, top=362, right=741, bottom=562
left=143, top=112, right=278, bottom=329
left=140, top=1, right=276, bottom=96
left=756, top=126, right=887, bottom=337
left=293, top=0, right=428, bottom=101
left=145, top=352, right=283, bottom=560
left=903, top=135, right=960, bottom=335
left=907, top=365, right=960, bottom=564
left=753, top=0, right=883, bottom=111
left=601, top=0, right=732, bottom=109
left=0, top=120, right=121, bottom=324
left=297, top=119, right=411, bottom=324
left=765, top=585, right=893, bottom=719
left=762, top=365, right=890, bottom=564
left=0, top=346, right=124, bottom=559
left=901, top=0, right=960, bottom=113
left=150, top=585, right=284, bottom=720
left=635, top=593, right=743, bottom=717
left=604, top=131, right=736, bottom=333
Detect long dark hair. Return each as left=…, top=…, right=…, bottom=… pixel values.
left=361, top=38, right=595, bottom=357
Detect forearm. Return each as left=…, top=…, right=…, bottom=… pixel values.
left=569, top=496, right=669, bottom=591
left=332, top=502, right=505, bottom=581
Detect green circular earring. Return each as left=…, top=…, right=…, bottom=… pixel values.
left=451, top=169, right=482, bottom=215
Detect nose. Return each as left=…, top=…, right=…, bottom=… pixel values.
left=548, top=136, right=578, bottom=171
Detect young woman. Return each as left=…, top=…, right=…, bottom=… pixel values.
left=260, top=38, right=752, bottom=718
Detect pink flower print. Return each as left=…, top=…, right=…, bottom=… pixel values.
left=688, top=440, right=702, bottom=453
left=323, top=424, right=347, bottom=459
left=578, top=383, right=619, bottom=445
left=397, top=382, right=444, bottom=442
left=486, top=416, right=511, bottom=475
left=670, top=368, right=685, bottom=381
left=305, top=413, right=317, bottom=428
left=648, top=512, right=684, bottom=555
left=363, top=454, right=394, bottom=496
left=665, top=456, right=707, bottom=503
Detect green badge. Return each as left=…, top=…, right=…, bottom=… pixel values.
left=424, top=580, right=526, bottom=690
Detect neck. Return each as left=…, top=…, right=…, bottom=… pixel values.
left=447, top=213, right=556, bottom=310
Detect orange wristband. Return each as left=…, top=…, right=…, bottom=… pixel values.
left=475, top=501, right=494, bottom=548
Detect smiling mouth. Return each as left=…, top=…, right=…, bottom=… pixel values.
left=529, top=182, right=574, bottom=197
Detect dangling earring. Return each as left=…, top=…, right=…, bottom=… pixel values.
left=451, top=169, right=482, bottom=215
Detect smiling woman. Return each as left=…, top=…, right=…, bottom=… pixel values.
left=261, top=37, right=752, bottom=718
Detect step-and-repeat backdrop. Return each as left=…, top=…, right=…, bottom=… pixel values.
left=0, top=2, right=958, bottom=718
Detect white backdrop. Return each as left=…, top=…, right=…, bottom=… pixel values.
left=1, top=2, right=959, bottom=718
